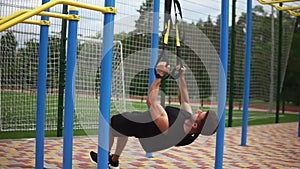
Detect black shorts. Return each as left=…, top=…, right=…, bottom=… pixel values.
left=110, top=111, right=161, bottom=138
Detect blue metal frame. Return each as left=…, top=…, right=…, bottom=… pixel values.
left=241, top=0, right=252, bottom=147
left=148, top=0, right=160, bottom=87
left=215, top=0, right=229, bottom=168
left=62, top=8, right=79, bottom=169
left=97, top=0, right=116, bottom=168
left=35, top=0, right=50, bottom=168
left=146, top=0, right=160, bottom=158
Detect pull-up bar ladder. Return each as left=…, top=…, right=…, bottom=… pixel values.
left=258, top=0, right=300, bottom=16
left=0, top=0, right=116, bottom=32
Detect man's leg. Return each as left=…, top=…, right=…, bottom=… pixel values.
left=109, top=127, right=114, bottom=154
left=111, top=137, right=128, bottom=161
left=110, top=125, right=128, bottom=155
left=90, top=127, right=116, bottom=164
left=109, top=124, right=128, bottom=168
left=115, top=137, right=128, bottom=155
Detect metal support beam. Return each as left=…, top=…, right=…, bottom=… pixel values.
left=0, top=0, right=116, bottom=32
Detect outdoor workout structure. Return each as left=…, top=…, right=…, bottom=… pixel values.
left=0, top=0, right=299, bottom=169
left=256, top=0, right=300, bottom=141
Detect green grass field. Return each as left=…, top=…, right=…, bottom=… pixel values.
left=0, top=107, right=298, bottom=140
left=0, top=90, right=299, bottom=139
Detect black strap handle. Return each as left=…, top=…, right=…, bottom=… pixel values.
left=154, top=51, right=170, bottom=79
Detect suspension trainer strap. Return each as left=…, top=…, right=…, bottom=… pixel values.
left=170, top=0, right=184, bottom=79
left=154, top=0, right=172, bottom=79
left=155, top=0, right=184, bottom=79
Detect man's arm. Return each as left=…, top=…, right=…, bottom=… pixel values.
left=146, top=62, right=169, bottom=134
left=178, top=67, right=193, bottom=114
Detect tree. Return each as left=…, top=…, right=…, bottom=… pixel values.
left=129, top=69, right=149, bottom=96
left=134, top=0, right=153, bottom=34
left=283, top=17, right=300, bottom=105
left=47, top=36, right=61, bottom=88
left=250, top=5, right=275, bottom=101
left=232, top=11, right=246, bottom=102
left=0, top=31, right=18, bottom=88
left=17, top=38, right=39, bottom=89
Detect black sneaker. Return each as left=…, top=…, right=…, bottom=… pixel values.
left=109, top=154, right=119, bottom=169
left=89, top=151, right=119, bottom=168
left=89, top=151, right=97, bottom=164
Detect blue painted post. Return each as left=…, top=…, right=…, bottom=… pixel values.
left=35, top=0, right=49, bottom=168
left=62, top=7, right=79, bottom=169
left=97, top=0, right=115, bottom=168
left=241, top=0, right=252, bottom=147
left=214, top=0, right=229, bottom=168
left=146, top=0, right=160, bottom=158
left=148, top=0, right=160, bottom=87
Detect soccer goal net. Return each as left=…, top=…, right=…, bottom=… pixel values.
left=74, top=39, right=126, bottom=130
left=0, top=32, right=125, bottom=131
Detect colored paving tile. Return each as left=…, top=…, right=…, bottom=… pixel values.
left=0, top=123, right=299, bottom=168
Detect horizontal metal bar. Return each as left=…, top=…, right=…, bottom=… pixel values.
left=0, top=0, right=116, bottom=32
left=0, top=17, right=51, bottom=26
left=257, top=0, right=300, bottom=17
left=258, top=0, right=299, bottom=4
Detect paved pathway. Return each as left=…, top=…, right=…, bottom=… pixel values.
left=0, top=123, right=299, bottom=168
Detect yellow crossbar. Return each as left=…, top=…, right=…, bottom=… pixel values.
left=0, top=17, right=51, bottom=26
left=273, top=5, right=300, bottom=11
left=258, top=0, right=300, bottom=17
left=38, top=10, right=80, bottom=20
left=0, top=0, right=116, bottom=32
left=0, top=10, right=79, bottom=26
left=0, top=10, right=27, bottom=26
left=288, top=10, right=300, bottom=16
left=258, top=0, right=299, bottom=4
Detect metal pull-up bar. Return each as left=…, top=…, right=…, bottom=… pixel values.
left=0, top=0, right=116, bottom=32
left=258, top=0, right=300, bottom=16
left=0, top=16, right=51, bottom=26
left=0, top=10, right=80, bottom=27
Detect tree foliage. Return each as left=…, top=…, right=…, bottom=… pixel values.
left=0, top=31, right=18, bottom=88
left=283, top=17, right=300, bottom=105
left=1, top=3, right=299, bottom=105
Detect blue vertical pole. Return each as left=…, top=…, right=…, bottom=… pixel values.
left=97, top=0, right=115, bottom=168
left=63, top=7, right=79, bottom=169
left=146, top=0, right=160, bottom=158
left=214, top=0, right=229, bottom=168
left=35, top=0, right=49, bottom=168
left=149, top=0, right=160, bottom=86
left=241, top=0, right=252, bottom=146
